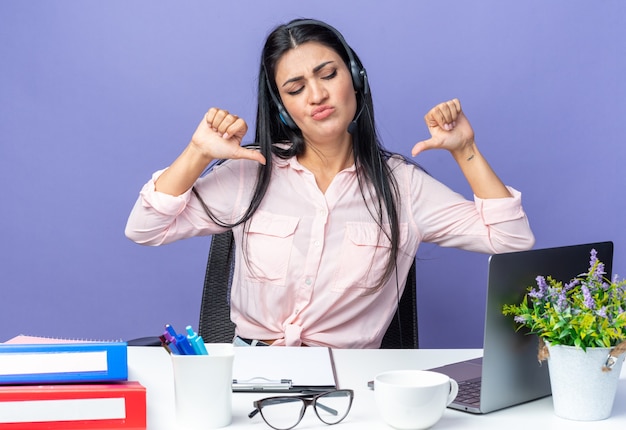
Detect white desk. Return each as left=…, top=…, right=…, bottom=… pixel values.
left=127, top=346, right=626, bottom=429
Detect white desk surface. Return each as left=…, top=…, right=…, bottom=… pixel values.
left=128, top=346, right=626, bottom=429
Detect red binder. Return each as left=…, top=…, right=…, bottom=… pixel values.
left=0, top=381, right=146, bottom=429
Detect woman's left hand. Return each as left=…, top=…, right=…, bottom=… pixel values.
left=411, top=98, right=475, bottom=158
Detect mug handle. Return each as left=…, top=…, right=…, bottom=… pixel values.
left=446, top=378, right=459, bottom=406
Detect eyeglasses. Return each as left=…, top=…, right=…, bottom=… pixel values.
left=248, top=389, right=354, bottom=430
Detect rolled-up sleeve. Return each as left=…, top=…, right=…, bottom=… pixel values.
left=407, top=164, right=535, bottom=254
left=124, top=169, right=198, bottom=245
left=139, top=170, right=193, bottom=217
left=473, top=187, right=535, bottom=252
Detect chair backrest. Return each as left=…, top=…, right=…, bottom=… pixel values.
left=379, top=260, right=419, bottom=349
left=197, top=230, right=236, bottom=343
left=197, top=230, right=419, bottom=348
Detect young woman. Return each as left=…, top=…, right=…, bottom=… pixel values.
left=125, top=18, right=534, bottom=348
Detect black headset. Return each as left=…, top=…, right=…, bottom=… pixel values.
left=264, top=19, right=369, bottom=131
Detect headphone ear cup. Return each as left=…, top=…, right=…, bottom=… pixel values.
left=278, top=106, right=298, bottom=130
left=359, top=68, right=369, bottom=95
left=350, top=63, right=364, bottom=92
left=351, top=64, right=368, bottom=95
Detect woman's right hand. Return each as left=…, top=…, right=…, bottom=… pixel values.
left=190, top=108, right=266, bottom=165
left=153, top=108, right=266, bottom=196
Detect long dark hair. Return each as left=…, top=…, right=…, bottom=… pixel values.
left=196, top=18, right=407, bottom=292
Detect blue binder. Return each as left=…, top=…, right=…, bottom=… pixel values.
left=0, top=342, right=128, bottom=384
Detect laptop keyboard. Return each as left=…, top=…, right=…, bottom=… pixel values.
left=456, top=377, right=481, bottom=406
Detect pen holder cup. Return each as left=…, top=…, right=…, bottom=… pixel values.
left=170, top=343, right=234, bottom=429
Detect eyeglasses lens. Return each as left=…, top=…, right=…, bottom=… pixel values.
left=258, top=397, right=305, bottom=430
left=314, top=390, right=353, bottom=424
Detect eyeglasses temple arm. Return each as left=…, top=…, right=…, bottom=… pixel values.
left=315, top=402, right=339, bottom=416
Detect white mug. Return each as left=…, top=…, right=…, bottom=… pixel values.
left=374, top=369, right=458, bottom=429
left=170, top=343, right=234, bottom=429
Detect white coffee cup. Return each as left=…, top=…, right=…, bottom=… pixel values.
left=374, top=369, right=458, bottom=429
left=170, top=343, right=234, bottom=429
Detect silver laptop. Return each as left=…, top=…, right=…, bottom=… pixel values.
left=428, top=241, right=614, bottom=414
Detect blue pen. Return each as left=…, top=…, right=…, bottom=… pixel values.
left=165, top=324, right=178, bottom=339
left=165, top=324, right=193, bottom=355
left=165, top=324, right=192, bottom=355
left=186, top=325, right=209, bottom=355
left=175, top=333, right=196, bottom=355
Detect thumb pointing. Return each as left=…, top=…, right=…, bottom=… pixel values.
left=411, top=139, right=432, bottom=157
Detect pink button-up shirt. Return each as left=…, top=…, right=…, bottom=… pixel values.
left=125, top=154, right=534, bottom=348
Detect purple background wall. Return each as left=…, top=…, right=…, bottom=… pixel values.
left=1, top=1, right=624, bottom=348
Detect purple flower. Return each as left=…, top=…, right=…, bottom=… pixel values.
left=589, top=248, right=598, bottom=269
left=514, top=315, right=527, bottom=324
left=597, top=306, right=608, bottom=318
left=591, top=263, right=606, bottom=284
left=555, top=290, right=568, bottom=312
left=529, top=276, right=548, bottom=299
left=581, top=284, right=595, bottom=309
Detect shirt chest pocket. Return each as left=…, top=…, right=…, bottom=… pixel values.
left=332, top=222, right=408, bottom=292
left=244, top=211, right=299, bottom=286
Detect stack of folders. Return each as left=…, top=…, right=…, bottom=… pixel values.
left=0, top=335, right=146, bottom=429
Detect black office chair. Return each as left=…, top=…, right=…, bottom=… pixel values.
left=380, top=259, right=419, bottom=349
left=197, top=230, right=419, bottom=348
left=197, top=230, right=237, bottom=343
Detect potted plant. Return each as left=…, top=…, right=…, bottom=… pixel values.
left=502, top=248, right=626, bottom=421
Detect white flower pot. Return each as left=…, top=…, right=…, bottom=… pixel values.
left=545, top=343, right=625, bottom=421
